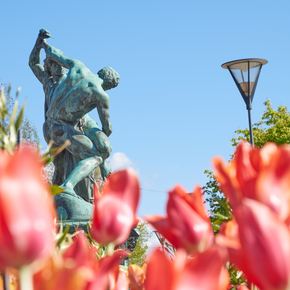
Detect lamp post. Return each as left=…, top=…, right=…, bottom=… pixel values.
left=221, top=58, right=268, bottom=145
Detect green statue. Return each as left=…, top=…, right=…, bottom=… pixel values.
left=29, top=29, right=120, bottom=221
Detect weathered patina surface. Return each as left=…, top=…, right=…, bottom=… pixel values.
left=29, top=29, right=120, bottom=221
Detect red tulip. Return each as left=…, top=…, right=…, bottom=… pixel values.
left=65, top=231, right=128, bottom=287
left=34, top=231, right=128, bottom=290
left=146, top=186, right=213, bottom=254
left=63, top=230, right=97, bottom=267
left=113, top=270, right=129, bottom=290
left=218, top=199, right=290, bottom=290
left=128, top=264, right=146, bottom=290
left=216, top=220, right=242, bottom=261
left=0, top=146, right=55, bottom=268
left=214, top=142, right=290, bottom=221
left=145, top=247, right=229, bottom=290
left=91, top=169, right=140, bottom=245
left=238, top=199, right=290, bottom=290
left=236, top=286, right=250, bottom=290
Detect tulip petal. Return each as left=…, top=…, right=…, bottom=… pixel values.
left=114, top=270, right=129, bottom=290
left=145, top=216, right=179, bottom=248
left=91, top=195, right=134, bottom=245
left=103, top=169, right=140, bottom=213
left=236, top=199, right=290, bottom=290
left=63, top=231, right=97, bottom=268
left=180, top=247, right=229, bottom=290
left=235, top=142, right=257, bottom=199
left=145, top=249, right=175, bottom=290
left=128, top=264, right=145, bottom=290
left=213, top=157, right=241, bottom=208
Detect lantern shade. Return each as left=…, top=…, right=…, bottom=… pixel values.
left=221, top=58, right=267, bottom=107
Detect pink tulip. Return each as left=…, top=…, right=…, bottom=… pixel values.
left=146, top=186, right=213, bottom=254
left=237, top=199, right=290, bottom=290
left=145, top=247, right=229, bottom=290
left=63, top=230, right=98, bottom=267
left=214, top=142, right=290, bottom=221
left=34, top=231, right=128, bottom=290
left=128, top=264, right=146, bottom=290
left=236, top=286, right=250, bottom=290
left=218, top=199, right=290, bottom=290
left=113, top=271, right=129, bottom=290
left=91, top=169, right=140, bottom=245
left=0, top=146, right=55, bottom=268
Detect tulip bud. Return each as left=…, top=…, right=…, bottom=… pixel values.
left=147, top=186, right=213, bottom=254
left=0, top=146, right=55, bottom=268
left=91, top=169, right=140, bottom=245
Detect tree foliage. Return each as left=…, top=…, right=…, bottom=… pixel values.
left=0, top=87, right=24, bottom=152
left=128, top=222, right=151, bottom=266
left=203, top=169, right=232, bottom=233
left=21, top=118, right=40, bottom=145
left=232, top=100, right=290, bottom=147
left=3, top=84, right=40, bottom=146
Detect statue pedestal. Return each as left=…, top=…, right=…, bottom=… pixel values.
left=57, top=219, right=91, bottom=233
left=55, top=192, right=93, bottom=222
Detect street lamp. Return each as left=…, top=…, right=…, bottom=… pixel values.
left=221, top=58, right=268, bottom=145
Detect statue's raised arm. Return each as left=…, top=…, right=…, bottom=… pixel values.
left=43, top=39, right=75, bottom=69
left=29, top=29, right=51, bottom=83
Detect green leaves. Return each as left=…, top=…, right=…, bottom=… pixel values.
left=0, top=88, right=24, bottom=152
left=128, top=222, right=150, bottom=266
left=50, top=184, right=64, bottom=195
left=232, top=100, right=290, bottom=147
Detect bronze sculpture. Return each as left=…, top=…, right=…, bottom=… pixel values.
left=29, top=29, right=120, bottom=221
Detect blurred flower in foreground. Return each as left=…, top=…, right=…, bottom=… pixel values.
left=34, top=231, right=128, bottom=290
left=144, top=247, right=228, bottom=290
left=214, top=142, right=290, bottom=221
left=114, top=270, right=129, bottom=290
left=91, top=169, right=140, bottom=245
left=217, top=199, right=290, bottom=290
left=236, top=286, right=249, bottom=290
left=214, top=142, right=290, bottom=290
left=0, top=145, right=55, bottom=268
left=128, top=264, right=146, bottom=290
left=146, top=186, right=213, bottom=254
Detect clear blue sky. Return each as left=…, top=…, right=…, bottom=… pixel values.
left=1, top=0, right=290, bottom=215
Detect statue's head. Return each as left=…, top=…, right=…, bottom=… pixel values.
left=44, top=58, right=65, bottom=79
left=97, top=67, right=120, bottom=91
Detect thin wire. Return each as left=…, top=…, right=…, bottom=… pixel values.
left=140, top=187, right=166, bottom=193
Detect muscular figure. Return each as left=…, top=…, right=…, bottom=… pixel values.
left=29, top=29, right=119, bottom=198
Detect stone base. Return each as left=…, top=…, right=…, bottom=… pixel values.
left=57, top=219, right=91, bottom=233
left=54, top=192, right=93, bottom=221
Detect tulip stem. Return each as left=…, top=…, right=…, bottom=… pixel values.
left=19, top=266, right=33, bottom=290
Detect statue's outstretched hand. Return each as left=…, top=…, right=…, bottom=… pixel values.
left=38, top=29, right=51, bottom=40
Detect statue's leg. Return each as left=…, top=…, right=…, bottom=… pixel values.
left=59, top=132, right=101, bottom=197
left=84, top=127, right=112, bottom=180
left=61, top=156, right=102, bottom=197
left=50, top=125, right=101, bottom=221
